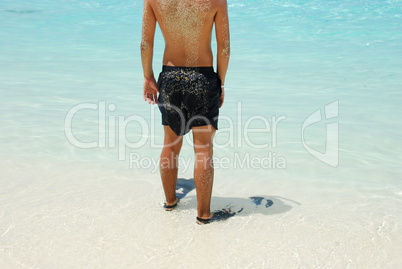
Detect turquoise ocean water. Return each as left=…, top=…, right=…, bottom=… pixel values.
left=1, top=0, right=401, bottom=185
left=1, top=0, right=402, bottom=267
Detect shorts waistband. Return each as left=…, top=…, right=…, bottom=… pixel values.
left=162, top=65, right=215, bottom=76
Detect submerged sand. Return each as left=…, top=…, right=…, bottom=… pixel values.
left=1, top=156, right=401, bottom=268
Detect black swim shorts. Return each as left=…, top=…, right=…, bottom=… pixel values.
left=157, top=65, right=222, bottom=136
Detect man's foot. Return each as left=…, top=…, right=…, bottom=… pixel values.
left=163, top=198, right=179, bottom=211
left=196, top=208, right=236, bottom=225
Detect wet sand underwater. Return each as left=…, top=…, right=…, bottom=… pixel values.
left=1, top=156, right=401, bottom=268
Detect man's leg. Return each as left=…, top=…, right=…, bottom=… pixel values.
left=160, top=126, right=183, bottom=205
left=192, top=125, right=216, bottom=219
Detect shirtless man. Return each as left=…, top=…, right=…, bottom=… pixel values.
left=141, top=0, right=230, bottom=224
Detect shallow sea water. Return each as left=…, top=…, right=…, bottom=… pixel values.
left=1, top=0, right=402, bottom=268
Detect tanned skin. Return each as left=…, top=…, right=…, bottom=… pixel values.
left=141, top=0, right=230, bottom=220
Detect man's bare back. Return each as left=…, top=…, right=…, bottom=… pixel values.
left=151, top=0, right=219, bottom=66
left=141, top=0, right=229, bottom=99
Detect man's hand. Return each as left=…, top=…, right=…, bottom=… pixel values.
left=219, top=87, right=225, bottom=108
left=143, top=77, right=159, bottom=105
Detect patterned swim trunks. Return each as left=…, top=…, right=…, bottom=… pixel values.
left=157, top=65, right=222, bottom=136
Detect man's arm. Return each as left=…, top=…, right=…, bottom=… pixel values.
left=215, top=0, right=230, bottom=108
left=141, top=0, right=158, bottom=104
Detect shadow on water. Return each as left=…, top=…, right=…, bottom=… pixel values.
left=176, top=178, right=300, bottom=218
